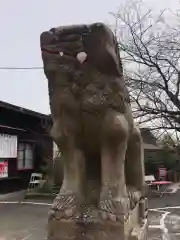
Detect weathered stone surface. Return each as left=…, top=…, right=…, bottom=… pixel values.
left=47, top=203, right=148, bottom=240
left=41, top=22, right=147, bottom=240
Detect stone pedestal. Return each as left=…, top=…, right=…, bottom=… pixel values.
left=48, top=198, right=148, bottom=240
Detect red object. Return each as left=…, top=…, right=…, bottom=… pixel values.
left=41, top=47, right=59, bottom=55
left=158, top=168, right=167, bottom=179
left=151, top=181, right=172, bottom=185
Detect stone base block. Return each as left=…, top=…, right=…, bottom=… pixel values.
left=48, top=203, right=148, bottom=240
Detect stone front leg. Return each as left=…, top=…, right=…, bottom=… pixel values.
left=125, top=126, right=146, bottom=213
left=60, top=147, right=85, bottom=196
left=125, top=126, right=145, bottom=193
left=49, top=142, right=86, bottom=221
left=100, top=111, right=130, bottom=222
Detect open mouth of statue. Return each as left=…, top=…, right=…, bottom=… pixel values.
left=41, top=47, right=59, bottom=55
left=41, top=47, right=88, bottom=64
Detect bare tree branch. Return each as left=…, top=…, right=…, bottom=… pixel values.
left=112, top=0, right=180, bottom=138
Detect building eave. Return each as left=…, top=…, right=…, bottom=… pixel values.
left=0, top=100, right=51, bottom=120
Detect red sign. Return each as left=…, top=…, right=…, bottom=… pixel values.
left=0, top=160, right=8, bottom=178
left=158, top=168, right=167, bottom=180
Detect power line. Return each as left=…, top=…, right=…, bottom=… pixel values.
left=0, top=67, right=43, bottom=70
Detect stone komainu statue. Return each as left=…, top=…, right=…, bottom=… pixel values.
left=40, top=23, right=146, bottom=239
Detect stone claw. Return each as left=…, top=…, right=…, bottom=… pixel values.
left=99, top=211, right=108, bottom=221
left=50, top=194, right=77, bottom=220
left=99, top=196, right=130, bottom=222
left=127, top=187, right=142, bottom=209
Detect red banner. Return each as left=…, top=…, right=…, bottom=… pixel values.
left=0, top=160, right=8, bottom=178
left=158, top=168, right=167, bottom=180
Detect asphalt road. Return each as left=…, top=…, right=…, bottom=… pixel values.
left=148, top=207, right=180, bottom=240
left=0, top=189, right=180, bottom=240
left=148, top=186, right=180, bottom=240
left=0, top=202, right=49, bottom=239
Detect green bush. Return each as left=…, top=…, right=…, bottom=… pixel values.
left=38, top=181, right=54, bottom=193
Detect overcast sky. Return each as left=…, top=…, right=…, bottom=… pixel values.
left=0, top=0, right=179, bottom=114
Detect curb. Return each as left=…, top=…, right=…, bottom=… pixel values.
left=0, top=190, right=26, bottom=201
left=25, top=192, right=56, bottom=200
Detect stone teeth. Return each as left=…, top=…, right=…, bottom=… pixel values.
left=76, top=52, right=87, bottom=63
left=108, top=213, right=117, bottom=222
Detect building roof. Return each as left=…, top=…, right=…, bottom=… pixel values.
left=0, top=100, right=50, bottom=120
left=143, top=143, right=161, bottom=150
left=0, top=124, right=26, bottom=132
left=140, top=128, right=161, bottom=150
left=140, top=128, right=157, bottom=145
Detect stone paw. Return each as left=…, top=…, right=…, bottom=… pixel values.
left=49, top=194, right=77, bottom=220
left=127, top=187, right=142, bottom=209
left=99, top=197, right=130, bottom=223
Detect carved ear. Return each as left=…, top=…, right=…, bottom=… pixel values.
left=40, top=31, right=56, bottom=47
left=84, top=23, right=122, bottom=76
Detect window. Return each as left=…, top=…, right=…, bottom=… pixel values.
left=17, top=143, right=34, bottom=170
